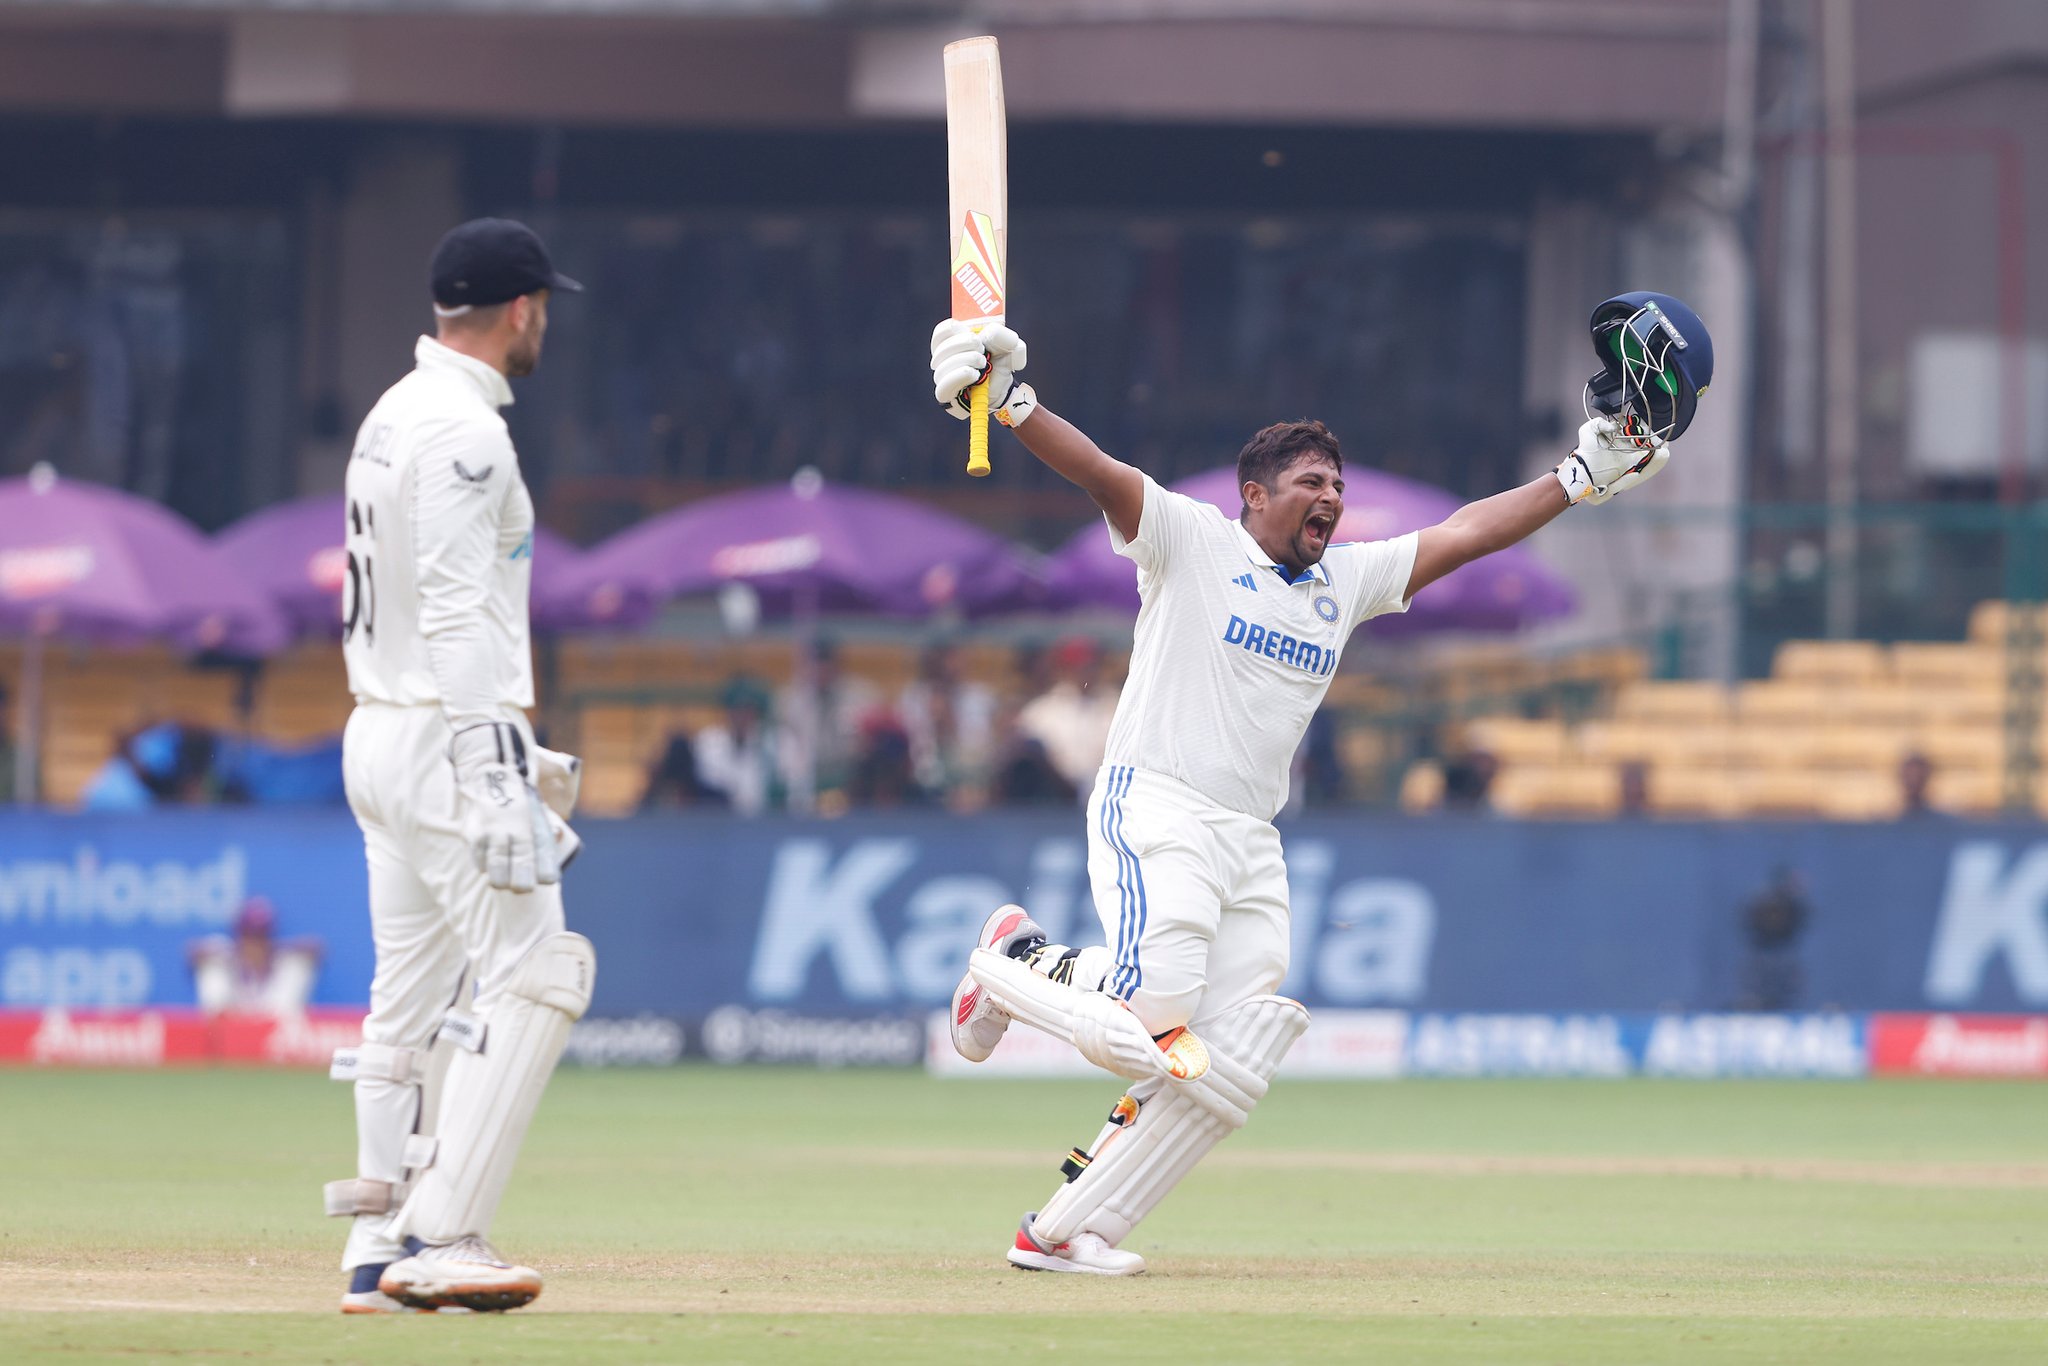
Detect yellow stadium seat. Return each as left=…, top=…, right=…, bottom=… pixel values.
left=1908, top=726, right=2005, bottom=770
left=1816, top=771, right=1903, bottom=821
left=1965, top=600, right=2048, bottom=646
left=1931, top=767, right=2004, bottom=816
left=1916, top=684, right=2006, bottom=727
left=1488, top=764, right=1620, bottom=818
left=1612, top=681, right=1732, bottom=723
left=1576, top=720, right=1662, bottom=763
left=1464, top=717, right=1570, bottom=766
left=1891, top=643, right=2003, bottom=689
left=1834, top=684, right=1920, bottom=727
left=1773, top=639, right=1887, bottom=684
left=1735, top=769, right=1829, bottom=818
left=1649, top=766, right=1740, bottom=818
left=1735, top=682, right=1834, bottom=725
left=1802, top=728, right=1910, bottom=770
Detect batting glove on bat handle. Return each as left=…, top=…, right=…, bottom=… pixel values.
left=930, top=318, right=1028, bottom=420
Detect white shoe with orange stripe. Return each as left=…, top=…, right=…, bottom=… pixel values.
left=378, top=1236, right=542, bottom=1312
left=949, top=905, right=1045, bottom=1062
left=1006, top=1215, right=1146, bottom=1276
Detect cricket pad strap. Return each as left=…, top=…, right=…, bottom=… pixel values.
left=325, top=999, right=474, bottom=1222
left=1031, top=994, right=1308, bottom=1250
left=392, top=932, right=595, bottom=1245
left=329, top=1041, right=425, bottom=1085
left=967, top=947, right=1199, bottom=1082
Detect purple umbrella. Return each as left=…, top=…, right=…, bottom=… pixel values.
left=0, top=465, right=289, bottom=802
left=548, top=471, right=1040, bottom=626
left=216, top=494, right=588, bottom=636
left=1046, top=465, right=1574, bottom=634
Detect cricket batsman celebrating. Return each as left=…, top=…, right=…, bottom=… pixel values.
left=327, top=219, right=594, bottom=1313
left=930, top=292, right=1712, bottom=1274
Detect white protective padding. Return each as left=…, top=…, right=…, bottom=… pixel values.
left=392, top=932, right=595, bottom=1245
left=328, top=1007, right=465, bottom=1227
left=967, top=948, right=1206, bottom=1082
left=1031, top=994, right=1308, bottom=1249
left=326, top=1042, right=427, bottom=1218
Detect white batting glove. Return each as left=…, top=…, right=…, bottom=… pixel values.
left=1554, top=417, right=1672, bottom=506
left=531, top=744, right=582, bottom=820
left=931, top=319, right=1030, bottom=421
left=448, top=723, right=561, bottom=892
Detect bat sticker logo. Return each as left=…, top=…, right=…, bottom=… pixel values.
left=951, top=210, right=1006, bottom=321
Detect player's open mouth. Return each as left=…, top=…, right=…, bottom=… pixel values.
left=1304, top=515, right=1333, bottom=544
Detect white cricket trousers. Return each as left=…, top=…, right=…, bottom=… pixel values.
left=1085, top=765, right=1290, bottom=1036
left=342, top=703, right=565, bottom=1051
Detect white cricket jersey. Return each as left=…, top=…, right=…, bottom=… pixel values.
left=1103, top=474, right=1417, bottom=821
left=341, top=336, right=536, bottom=727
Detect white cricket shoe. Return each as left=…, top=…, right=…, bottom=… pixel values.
left=342, top=1263, right=428, bottom=1314
left=950, top=904, right=1044, bottom=1062
left=1006, top=1216, right=1146, bottom=1276
left=378, top=1236, right=542, bottom=1312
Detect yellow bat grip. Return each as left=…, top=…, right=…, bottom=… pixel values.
left=966, top=380, right=992, bottom=477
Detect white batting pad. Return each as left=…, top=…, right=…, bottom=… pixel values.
left=393, top=933, right=595, bottom=1246
left=1032, top=994, right=1308, bottom=1249
left=967, top=948, right=1206, bottom=1082
left=331, top=985, right=475, bottom=1272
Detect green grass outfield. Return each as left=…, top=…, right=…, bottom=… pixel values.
left=2, top=1067, right=2044, bottom=1364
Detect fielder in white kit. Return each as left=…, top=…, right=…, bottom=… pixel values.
left=329, top=219, right=594, bottom=1313
left=929, top=318, right=1678, bottom=1274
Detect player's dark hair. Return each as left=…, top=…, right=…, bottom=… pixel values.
left=1237, top=420, right=1343, bottom=511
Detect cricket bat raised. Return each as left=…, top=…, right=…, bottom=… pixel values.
left=944, top=35, right=1007, bottom=478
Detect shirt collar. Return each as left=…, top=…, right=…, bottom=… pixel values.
left=414, top=335, right=515, bottom=410
left=1232, top=519, right=1331, bottom=586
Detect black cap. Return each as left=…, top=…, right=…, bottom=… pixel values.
left=429, top=218, right=583, bottom=311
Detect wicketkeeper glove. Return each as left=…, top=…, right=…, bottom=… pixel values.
left=930, top=319, right=1035, bottom=426
left=530, top=744, right=582, bottom=820
left=448, top=722, right=561, bottom=893
left=1554, top=416, right=1673, bottom=506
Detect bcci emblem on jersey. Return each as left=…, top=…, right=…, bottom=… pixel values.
left=1313, top=594, right=1339, bottom=623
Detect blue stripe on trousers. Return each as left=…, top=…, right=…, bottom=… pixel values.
left=1102, top=766, right=1134, bottom=998
left=1108, top=767, right=1148, bottom=999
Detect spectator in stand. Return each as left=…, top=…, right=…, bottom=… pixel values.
left=694, top=677, right=782, bottom=815
left=1896, top=751, right=1946, bottom=819
left=991, top=728, right=1079, bottom=807
left=83, top=723, right=220, bottom=811
left=639, top=733, right=722, bottom=810
left=1287, top=712, right=1349, bottom=812
left=1015, top=635, right=1120, bottom=799
left=1617, top=760, right=1652, bottom=817
left=898, top=639, right=998, bottom=808
left=846, top=710, right=930, bottom=809
left=1438, top=748, right=1499, bottom=814
left=1737, top=864, right=1810, bottom=1011
left=186, top=896, right=323, bottom=1017
left=778, top=637, right=880, bottom=813
left=1009, top=638, right=1053, bottom=705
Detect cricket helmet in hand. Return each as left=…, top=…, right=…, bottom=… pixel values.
left=1583, top=291, right=1714, bottom=444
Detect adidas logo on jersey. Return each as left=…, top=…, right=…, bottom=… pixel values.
left=1229, top=572, right=1259, bottom=592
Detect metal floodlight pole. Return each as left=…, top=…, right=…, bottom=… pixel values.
left=1820, top=0, right=1858, bottom=641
